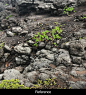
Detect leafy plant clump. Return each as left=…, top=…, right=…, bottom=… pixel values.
left=0, top=78, right=71, bottom=89
left=31, top=78, right=71, bottom=89
left=0, top=78, right=29, bottom=89
left=31, top=22, right=63, bottom=47
left=63, top=6, right=75, bottom=15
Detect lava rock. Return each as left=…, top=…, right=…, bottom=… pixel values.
left=3, top=69, right=24, bottom=80
left=56, top=49, right=72, bottom=66
left=24, top=71, right=39, bottom=83
left=6, top=30, right=15, bottom=37
left=12, top=26, right=22, bottom=33
left=14, top=43, right=32, bottom=55
left=38, top=73, right=50, bottom=81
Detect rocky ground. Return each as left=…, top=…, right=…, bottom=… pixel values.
left=1, top=0, right=86, bottom=89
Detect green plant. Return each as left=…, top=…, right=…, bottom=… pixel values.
left=54, top=42, right=57, bottom=46
left=29, top=22, right=63, bottom=47
left=0, top=78, right=29, bottom=89
left=31, top=78, right=56, bottom=89
left=5, top=4, right=8, bottom=6
left=6, top=15, right=12, bottom=19
left=63, top=6, right=75, bottom=15
left=81, top=14, right=86, bottom=19
left=0, top=42, right=5, bottom=49
left=33, top=19, right=36, bottom=21
left=79, top=36, right=86, bottom=40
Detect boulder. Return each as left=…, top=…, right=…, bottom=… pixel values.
left=55, top=49, right=72, bottom=66
left=70, top=67, right=86, bottom=80
left=12, top=26, right=22, bottom=33
left=38, top=73, right=50, bottom=81
left=24, top=71, right=39, bottom=83
left=71, top=55, right=82, bottom=65
left=6, top=30, right=15, bottom=37
left=3, top=69, right=23, bottom=80
left=14, top=43, right=32, bottom=55
left=69, top=81, right=86, bottom=89
left=15, top=55, right=29, bottom=65
left=69, top=39, right=86, bottom=56
left=0, top=2, right=5, bottom=12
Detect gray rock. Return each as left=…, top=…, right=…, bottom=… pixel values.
left=15, top=55, right=29, bottom=65
left=38, top=73, right=50, bottom=81
left=81, top=52, right=86, bottom=60
left=70, top=67, right=86, bottom=79
left=0, top=2, right=5, bottom=12
left=45, top=44, right=52, bottom=50
left=70, top=70, right=78, bottom=77
left=23, top=65, right=34, bottom=74
left=12, top=26, right=22, bottom=33
left=14, top=43, right=32, bottom=55
left=14, top=66, right=24, bottom=73
left=40, top=49, right=53, bottom=55
left=3, top=69, right=23, bottom=80
left=27, top=40, right=35, bottom=46
left=4, top=44, right=11, bottom=51
left=15, top=57, right=27, bottom=65
left=71, top=55, right=82, bottom=64
left=51, top=48, right=58, bottom=53
left=61, top=42, right=70, bottom=49
left=4, top=53, right=10, bottom=59
left=22, top=79, right=34, bottom=88
left=36, top=51, right=41, bottom=56
left=82, top=63, right=86, bottom=68
left=56, top=49, right=72, bottom=66
left=69, top=40, right=85, bottom=56
left=69, top=81, right=86, bottom=89
left=46, top=54, right=54, bottom=61
left=56, top=40, right=60, bottom=44
left=24, top=57, right=53, bottom=71
left=38, top=42, right=45, bottom=48
left=6, top=31, right=15, bottom=37
left=68, top=81, right=80, bottom=89
left=25, top=71, right=39, bottom=83
left=20, top=30, right=28, bottom=35
left=13, top=0, right=78, bottom=15
left=23, top=43, right=29, bottom=47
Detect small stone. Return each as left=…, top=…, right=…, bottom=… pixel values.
left=4, top=44, right=11, bottom=51
left=38, top=42, right=45, bottom=48
left=7, top=31, right=15, bottom=37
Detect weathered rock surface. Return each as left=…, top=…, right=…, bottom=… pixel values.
left=0, top=0, right=86, bottom=89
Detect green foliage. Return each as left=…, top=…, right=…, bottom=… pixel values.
left=0, top=42, right=5, bottom=53
left=31, top=22, right=63, bottom=47
left=31, top=78, right=56, bottom=89
left=0, top=78, right=29, bottom=89
left=0, top=78, right=71, bottom=89
left=6, top=15, right=12, bottom=19
left=5, top=4, right=8, bottom=6
left=0, top=42, right=4, bottom=49
left=63, top=6, right=75, bottom=15
left=79, top=36, right=86, bottom=40
left=31, top=78, right=71, bottom=89
left=81, top=14, right=86, bottom=19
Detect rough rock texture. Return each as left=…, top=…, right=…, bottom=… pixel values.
left=0, top=0, right=86, bottom=89
left=11, top=0, right=79, bottom=15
